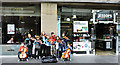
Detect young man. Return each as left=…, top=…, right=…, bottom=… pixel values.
left=55, top=36, right=60, bottom=60
left=45, top=36, right=51, bottom=46
left=18, top=43, right=28, bottom=61
left=34, top=36, right=42, bottom=60
left=50, top=32, right=56, bottom=56
left=24, top=33, right=33, bottom=58
left=40, top=32, right=46, bottom=44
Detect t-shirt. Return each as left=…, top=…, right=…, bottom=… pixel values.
left=45, top=39, right=51, bottom=46
left=35, top=40, right=41, bottom=49
left=7, top=40, right=14, bottom=43
left=56, top=42, right=59, bottom=49
left=50, top=36, right=56, bottom=45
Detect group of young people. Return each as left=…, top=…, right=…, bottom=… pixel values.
left=18, top=32, right=72, bottom=61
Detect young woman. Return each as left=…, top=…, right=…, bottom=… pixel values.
left=34, top=36, right=42, bottom=60
left=24, top=33, right=35, bottom=59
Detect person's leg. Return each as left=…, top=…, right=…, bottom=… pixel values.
left=53, top=45, right=55, bottom=56
left=30, top=45, right=32, bottom=58
left=36, top=49, right=39, bottom=59
left=35, top=48, right=37, bottom=59
left=38, top=49, right=41, bottom=59
left=57, top=49, right=60, bottom=58
left=27, top=46, right=30, bottom=58
left=56, top=49, right=58, bottom=58
left=51, top=45, right=53, bottom=55
left=69, top=52, right=71, bottom=61
left=18, top=52, right=21, bottom=59
left=26, top=52, right=28, bottom=59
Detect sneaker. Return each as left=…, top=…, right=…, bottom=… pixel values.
left=57, top=58, right=59, bottom=61
left=37, top=59, right=39, bottom=61
left=18, top=59, right=20, bottom=62
left=70, top=59, right=72, bottom=61
left=26, top=59, right=28, bottom=61
left=61, top=58, right=63, bottom=61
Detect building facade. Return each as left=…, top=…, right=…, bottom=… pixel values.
left=0, top=0, right=120, bottom=56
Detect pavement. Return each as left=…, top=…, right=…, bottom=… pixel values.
left=0, top=55, right=118, bottom=63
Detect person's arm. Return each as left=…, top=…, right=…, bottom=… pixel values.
left=44, top=39, right=47, bottom=45
left=69, top=46, right=72, bottom=51
left=7, top=40, right=11, bottom=43
left=19, top=46, right=22, bottom=52
left=24, top=38, right=27, bottom=43
left=52, top=40, right=56, bottom=45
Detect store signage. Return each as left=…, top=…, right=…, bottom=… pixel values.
left=73, top=21, right=88, bottom=33
left=7, top=24, right=15, bottom=34
left=73, top=42, right=91, bottom=51
left=96, top=11, right=113, bottom=22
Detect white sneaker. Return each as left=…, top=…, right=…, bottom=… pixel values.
left=18, top=59, right=19, bottom=62
left=27, top=59, right=28, bottom=61
left=57, top=58, right=58, bottom=61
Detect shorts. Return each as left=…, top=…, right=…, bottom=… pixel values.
left=51, top=45, right=55, bottom=51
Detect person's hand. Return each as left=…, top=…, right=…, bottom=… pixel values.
left=21, top=49, right=23, bottom=51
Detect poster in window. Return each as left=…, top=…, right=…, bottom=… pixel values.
left=73, top=21, right=88, bottom=33
left=7, top=24, right=15, bottom=34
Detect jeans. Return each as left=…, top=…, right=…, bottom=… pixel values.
left=56, top=49, right=59, bottom=58
left=27, top=45, right=33, bottom=58
left=35, top=48, right=41, bottom=59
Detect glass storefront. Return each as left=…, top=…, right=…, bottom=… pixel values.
left=58, top=4, right=120, bottom=55
left=2, top=3, right=41, bottom=44
left=1, top=3, right=41, bottom=55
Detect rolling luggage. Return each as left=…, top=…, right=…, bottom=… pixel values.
left=41, top=56, right=57, bottom=63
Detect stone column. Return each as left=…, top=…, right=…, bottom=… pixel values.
left=41, top=3, right=57, bottom=36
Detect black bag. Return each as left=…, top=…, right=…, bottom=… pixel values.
left=41, top=56, right=57, bottom=63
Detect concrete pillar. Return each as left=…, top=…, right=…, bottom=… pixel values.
left=41, top=3, right=57, bottom=36
left=0, top=1, right=2, bottom=64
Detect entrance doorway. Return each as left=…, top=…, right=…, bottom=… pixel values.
left=95, top=24, right=116, bottom=55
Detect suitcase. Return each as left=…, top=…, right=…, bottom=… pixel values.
left=41, top=56, right=57, bottom=63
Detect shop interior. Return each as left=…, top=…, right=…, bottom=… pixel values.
left=2, top=3, right=41, bottom=44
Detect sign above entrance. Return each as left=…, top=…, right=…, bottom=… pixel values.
left=95, top=11, right=114, bottom=23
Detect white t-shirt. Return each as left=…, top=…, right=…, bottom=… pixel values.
left=56, top=42, right=59, bottom=50
left=7, top=40, right=14, bottom=43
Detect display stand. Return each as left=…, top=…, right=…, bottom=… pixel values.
left=72, top=21, right=93, bottom=55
